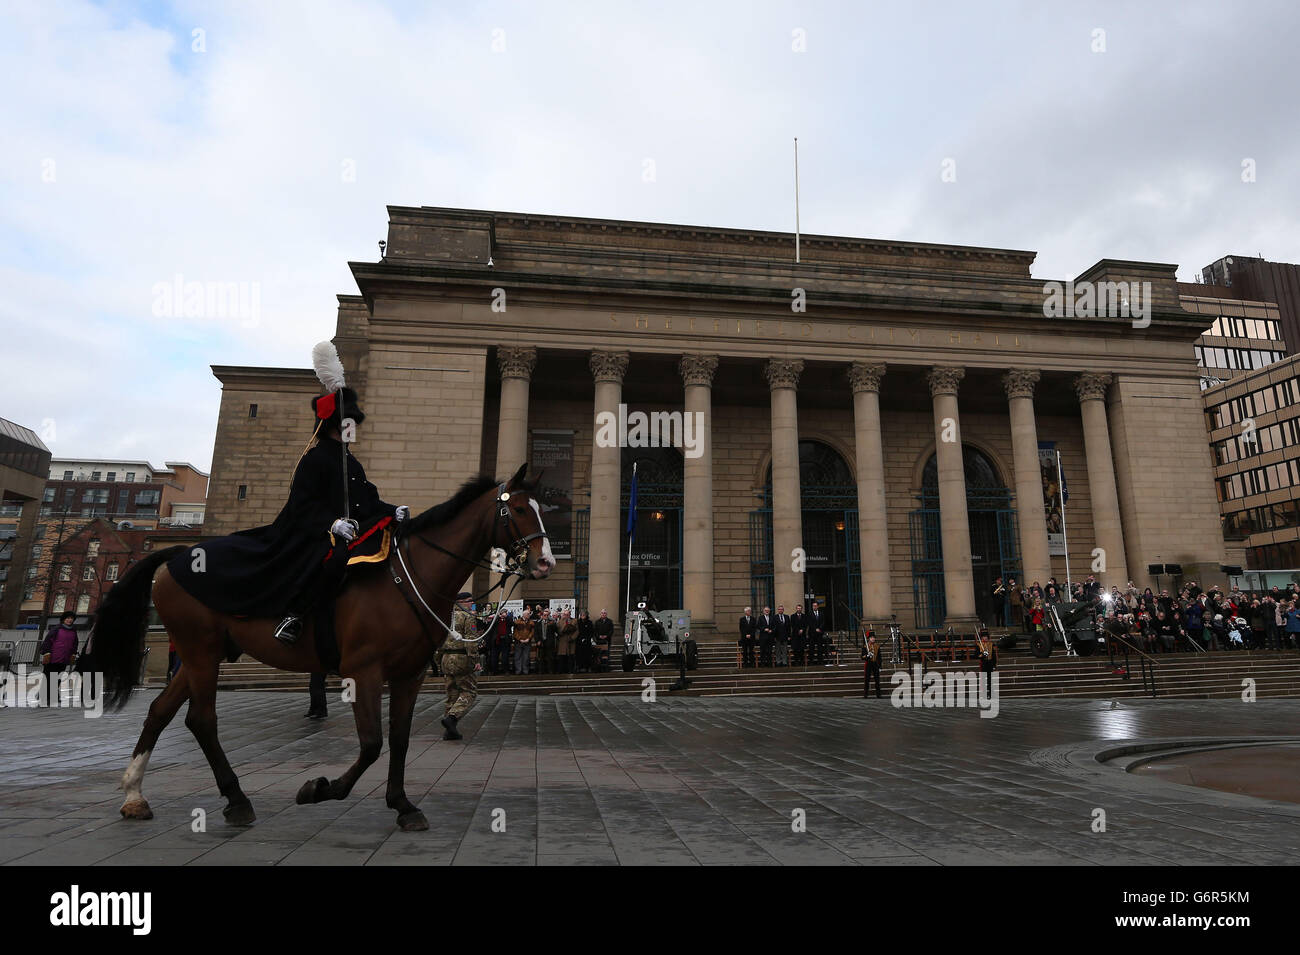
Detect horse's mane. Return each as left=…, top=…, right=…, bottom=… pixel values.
left=405, top=475, right=497, bottom=535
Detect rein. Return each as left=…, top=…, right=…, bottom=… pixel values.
left=388, top=483, right=540, bottom=650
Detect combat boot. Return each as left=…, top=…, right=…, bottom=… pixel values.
left=441, top=715, right=461, bottom=740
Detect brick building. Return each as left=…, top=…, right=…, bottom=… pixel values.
left=40, top=518, right=197, bottom=619
left=10, top=459, right=210, bottom=625
left=201, top=206, right=1228, bottom=639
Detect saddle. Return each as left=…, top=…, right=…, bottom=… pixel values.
left=345, top=516, right=393, bottom=566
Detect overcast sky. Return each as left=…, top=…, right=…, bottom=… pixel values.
left=4, top=0, right=1298, bottom=473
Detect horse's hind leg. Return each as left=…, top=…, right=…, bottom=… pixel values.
left=185, top=657, right=255, bottom=826
left=120, top=670, right=192, bottom=820
left=296, top=666, right=382, bottom=806
left=384, top=670, right=428, bottom=831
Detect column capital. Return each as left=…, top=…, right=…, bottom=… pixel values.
left=1002, top=368, right=1041, bottom=400
left=497, top=346, right=537, bottom=381
left=847, top=361, right=887, bottom=394
left=927, top=365, right=965, bottom=397
left=679, top=353, right=719, bottom=388
left=764, top=358, right=804, bottom=391
left=589, top=350, right=629, bottom=384
left=1073, top=372, right=1113, bottom=403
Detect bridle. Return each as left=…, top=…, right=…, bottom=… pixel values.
left=389, top=482, right=546, bottom=647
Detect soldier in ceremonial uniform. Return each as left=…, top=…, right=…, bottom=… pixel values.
left=862, top=632, right=882, bottom=698
left=167, top=368, right=409, bottom=646
left=436, top=592, right=481, bottom=741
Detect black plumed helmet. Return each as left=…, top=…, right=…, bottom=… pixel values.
left=310, top=386, right=366, bottom=430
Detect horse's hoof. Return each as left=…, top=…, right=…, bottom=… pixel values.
left=397, top=810, right=428, bottom=832
left=296, top=776, right=330, bottom=805
left=223, top=802, right=256, bottom=826
left=120, top=798, right=153, bottom=820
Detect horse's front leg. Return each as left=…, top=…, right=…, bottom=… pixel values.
left=296, top=665, right=382, bottom=806
left=385, top=668, right=428, bottom=831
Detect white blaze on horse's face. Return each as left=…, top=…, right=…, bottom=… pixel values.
left=529, top=497, right=554, bottom=578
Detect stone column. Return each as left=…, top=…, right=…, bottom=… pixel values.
left=494, top=346, right=537, bottom=477
left=928, top=366, right=977, bottom=625
left=848, top=362, right=891, bottom=623
left=1002, top=369, right=1051, bottom=588
left=589, top=351, right=629, bottom=624
left=680, top=354, right=718, bottom=632
left=1074, top=372, right=1129, bottom=589
left=766, top=359, right=804, bottom=611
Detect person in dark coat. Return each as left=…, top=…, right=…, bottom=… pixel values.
left=790, top=604, right=806, bottom=666
left=758, top=606, right=775, bottom=667
left=738, top=607, right=757, bottom=668
left=576, top=610, right=595, bottom=673
left=593, top=609, right=615, bottom=672
left=167, top=386, right=407, bottom=645
left=806, top=600, right=827, bottom=665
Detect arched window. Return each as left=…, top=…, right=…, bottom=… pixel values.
left=763, top=440, right=854, bottom=506
left=920, top=445, right=1009, bottom=508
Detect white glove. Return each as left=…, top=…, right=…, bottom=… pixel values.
left=395, top=505, right=411, bottom=522
left=330, top=518, right=357, bottom=541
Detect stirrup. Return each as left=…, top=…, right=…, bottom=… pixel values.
left=274, top=615, right=303, bottom=644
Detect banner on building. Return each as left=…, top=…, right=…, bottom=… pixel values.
left=548, top=597, right=575, bottom=616
left=1038, top=441, right=1066, bottom=556
left=530, top=429, right=574, bottom=558
left=503, top=599, right=525, bottom=616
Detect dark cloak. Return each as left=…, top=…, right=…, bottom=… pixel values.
left=168, top=437, right=395, bottom=617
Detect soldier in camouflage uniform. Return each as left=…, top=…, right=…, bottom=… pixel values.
left=437, top=592, right=481, bottom=740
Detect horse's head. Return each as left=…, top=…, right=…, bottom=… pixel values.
left=497, top=463, right=554, bottom=579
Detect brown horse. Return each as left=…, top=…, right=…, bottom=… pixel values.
left=93, top=464, right=553, bottom=831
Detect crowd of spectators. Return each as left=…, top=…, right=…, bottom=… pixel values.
left=994, top=574, right=1300, bottom=653
left=475, top=604, right=618, bottom=675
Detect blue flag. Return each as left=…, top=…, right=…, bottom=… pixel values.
left=626, top=466, right=638, bottom=540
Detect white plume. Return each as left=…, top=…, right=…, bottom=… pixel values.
left=311, top=341, right=346, bottom=392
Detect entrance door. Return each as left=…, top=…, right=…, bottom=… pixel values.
left=970, top=510, right=1000, bottom=623
left=805, top=567, right=843, bottom=632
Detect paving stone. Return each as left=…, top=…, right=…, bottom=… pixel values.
left=1, top=692, right=1297, bottom=865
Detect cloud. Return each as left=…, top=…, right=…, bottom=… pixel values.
left=1, top=0, right=1298, bottom=473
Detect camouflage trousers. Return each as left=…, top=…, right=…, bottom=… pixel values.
left=440, top=651, right=478, bottom=719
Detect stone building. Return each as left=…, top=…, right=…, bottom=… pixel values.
left=0, top=417, right=52, bottom=628
left=202, top=206, right=1226, bottom=639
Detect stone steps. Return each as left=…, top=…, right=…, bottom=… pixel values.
left=163, top=650, right=1300, bottom=700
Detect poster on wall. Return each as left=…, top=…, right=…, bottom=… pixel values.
left=503, top=599, right=525, bottom=617
left=530, top=429, right=574, bottom=559
left=548, top=597, right=575, bottom=616
left=1039, top=441, right=1067, bottom=556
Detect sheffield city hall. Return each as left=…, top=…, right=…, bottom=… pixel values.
left=203, top=206, right=1224, bottom=640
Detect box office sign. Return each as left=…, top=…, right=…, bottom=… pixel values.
left=530, top=429, right=573, bottom=559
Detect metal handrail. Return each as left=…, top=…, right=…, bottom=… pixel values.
left=1104, top=630, right=1159, bottom=697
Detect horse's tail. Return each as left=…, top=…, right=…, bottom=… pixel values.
left=94, top=545, right=187, bottom=711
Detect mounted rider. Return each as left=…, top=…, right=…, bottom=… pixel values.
left=167, top=342, right=410, bottom=643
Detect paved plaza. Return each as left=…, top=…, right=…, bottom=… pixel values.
left=1, top=691, right=1297, bottom=865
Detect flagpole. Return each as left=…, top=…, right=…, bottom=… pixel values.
left=1056, top=449, right=1071, bottom=590
left=794, top=137, right=801, bottom=264
left=621, top=459, right=637, bottom=623
left=624, top=462, right=636, bottom=621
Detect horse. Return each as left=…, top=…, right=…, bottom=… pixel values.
left=92, top=463, right=553, bottom=831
